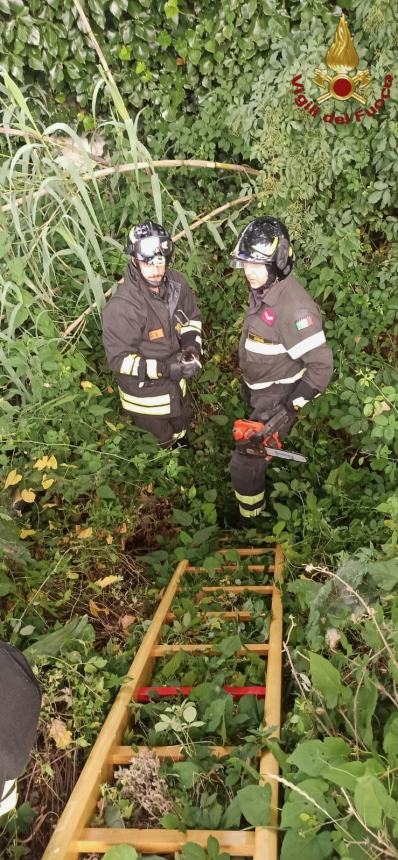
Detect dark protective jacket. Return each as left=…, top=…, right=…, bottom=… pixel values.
left=102, top=263, right=202, bottom=417
left=239, top=273, right=333, bottom=405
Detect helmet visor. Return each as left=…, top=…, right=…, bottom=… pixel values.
left=135, top=235, right=173, bottom=263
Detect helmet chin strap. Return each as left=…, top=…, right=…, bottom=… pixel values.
left=250, top=267, right=277, bottom=300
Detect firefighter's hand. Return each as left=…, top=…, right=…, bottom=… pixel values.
left=180, top=348, right=202, bottom=378
left=159, top=356, right=184, bottom=381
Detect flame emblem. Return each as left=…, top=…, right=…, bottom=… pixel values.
left=313, top=15, right=371, bottom=104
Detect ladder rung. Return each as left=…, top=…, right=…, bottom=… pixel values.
left=75, top=828, right=256, bottom=856
left=151, top=643, right=269, bottom=656
left=198, top=585, right=274, bottom=594
left=108, top=744, right=235, bottom=763
left=166, top=610, right=264, bottom=621
left=186, top=563, right=274, bottom=573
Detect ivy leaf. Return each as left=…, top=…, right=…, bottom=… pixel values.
left=309, top=652, right=343, bottom=708
left=236, top=784, right=271, bottom=826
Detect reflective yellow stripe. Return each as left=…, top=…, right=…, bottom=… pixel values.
left=118, top=387, right=171, bottom=415
left=179, top=378, right=187, bottom=396
left=239, top=505, right=264, bottom=518
left=120, top=353, right=140, bottom=375
left=119, top=388, right=170, bottom=406
left=235, top=490, right=265, bottom=505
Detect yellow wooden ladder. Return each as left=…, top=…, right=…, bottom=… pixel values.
left=41, top=545, right=283, bottom=860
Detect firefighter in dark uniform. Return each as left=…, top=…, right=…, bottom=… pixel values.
left=0, top=642, right=41, bottom=817
left=102, top=220, right=202, bottom=447
left=229, top=217, right=333, bottom=524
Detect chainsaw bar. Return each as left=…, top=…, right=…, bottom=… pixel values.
left=244, top=444, right=307, bottom=463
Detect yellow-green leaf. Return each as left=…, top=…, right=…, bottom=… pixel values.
left=4, top=469, right=23, bottom=489
left=94, top=575, right=121, bottom=589
left=42, top=475, right=55, bottom=490
left=20, top=529, right=36, bottom=539
left=21, top=489, right=36, bottom=503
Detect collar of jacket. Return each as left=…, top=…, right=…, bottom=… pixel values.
left=248, top=277, right=287, bottom=311
left=127, top=261, right=169, bottom=301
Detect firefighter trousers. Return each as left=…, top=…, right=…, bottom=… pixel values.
left=132, top=394, right=193, bottom=447
left=229, top=384, right=296, bottom=521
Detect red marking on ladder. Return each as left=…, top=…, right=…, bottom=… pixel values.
left=136, top=685, right=266, bottom=701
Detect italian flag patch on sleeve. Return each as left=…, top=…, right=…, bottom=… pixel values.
left=295, top=315, right=313, bottom=331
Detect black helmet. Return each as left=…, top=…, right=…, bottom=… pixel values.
left=230, top=217, right=294, bottom=280
left=125, top=220, right=173, bottom=266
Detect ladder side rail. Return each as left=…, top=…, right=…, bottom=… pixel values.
left=253, top=544, right=284, bottom=860
left=41, top=560, right=188, bottom=860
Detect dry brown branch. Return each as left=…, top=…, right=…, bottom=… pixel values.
left=0, top=159, right=260, bottom=215
left=62, top=192, right=255, bottom=338
left=0, top=127, right=108, bottom=165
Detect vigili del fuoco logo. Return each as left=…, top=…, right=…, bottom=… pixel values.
left=291, top=15, right=393, bottom=125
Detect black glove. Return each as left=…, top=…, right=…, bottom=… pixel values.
left=284, top=379, right=319, bottom=411
left=258, top=405, right=294, bottom=434
left=180, top=347, right=202, bottom=378
left=159, top=355, right=184, bottom=381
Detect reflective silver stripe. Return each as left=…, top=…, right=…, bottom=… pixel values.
left=292, top=391, right=321, bottom=408
left=146, top=359, right=158, bottom=380
left=180, top=322, right=202, bottom=336
left=288, top=330, right=326, bottom=360
left=244, top=369, right=305, bottom=390
left=172, top=429, right=186, bottom=440
left=0, top=780, right=17, bottom=816
left=195, top=335, right=202, bottom=346
left=120, top=353, right=139, bottom=375
left=235, top=490, right=265, bottom=505
left=239, top=505, right=264, bottom=518
left=292, top=396, right=309, bottom=408
left=245, top=339, right=286, bottom=355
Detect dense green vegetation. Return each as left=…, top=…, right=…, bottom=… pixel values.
left=0, top=0, right=397, bottom=858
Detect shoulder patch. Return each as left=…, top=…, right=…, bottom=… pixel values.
left=295, top=314, right=314, bottom=331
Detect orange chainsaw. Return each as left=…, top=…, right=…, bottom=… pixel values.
left=233, top=407, right=307, bottom=463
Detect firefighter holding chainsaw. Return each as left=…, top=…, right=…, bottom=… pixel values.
left=230, top=217, right=333, bottom=525
left=102, top=220, right=202, bottom=447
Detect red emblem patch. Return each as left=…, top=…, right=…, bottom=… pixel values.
left=261, top=308, right=275, bottom=326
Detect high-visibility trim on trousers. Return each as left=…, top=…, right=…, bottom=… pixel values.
left=172, top=429, right=186, bottom=440
left=235, top=490, right=265, bottom=505
left=239, top=505, right=265, bottom=518
left=119, top=379, right=187, bottom=415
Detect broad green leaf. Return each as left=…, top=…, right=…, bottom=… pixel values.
left=367, top=557, right=398, bottom=590
left=236, top=784, right=271, bottom=826
left=181, top=844, right=206, bottom=860
left=309, top=652, right=344, bottom=708
left=281, top=830, right=334, bottom=860
left=103, top=847, right=137, bottom=860
left=354, top=774, right=398, bottom=828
